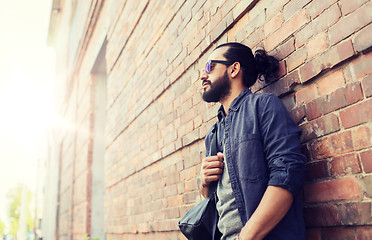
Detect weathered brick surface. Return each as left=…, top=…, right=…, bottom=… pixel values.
left=340, top=98, right=372, bottom=129
left=300, top=113, right=340, bottom=142
left=306, top=82, right=363, bottom=121
left=306, top=228, right=321, bottom=240
left=316, top=69, right=345, bottom=96
left=265, top=8, right=308, bottom=51
left=361, top=150, right=372, bottom=173
left=306, top=160, right=330, bottom=181
left=329, top=153, right=362, bottom=177
left=304, top=202, right=372, bottom=226
left=49, top=0, right=372, bottom=239
left=361, top=74, right=372, bottom=97
left=328, top=1, right=372, bottom=46
left=322, top=227, right=356, bottom=240
left=344, top=51, right=372, bottom=82
left=304, top=177, right=361, bottom=203
left=353, top=23, right=372, bottom=53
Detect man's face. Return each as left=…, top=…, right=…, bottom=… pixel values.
left=202, top=70, right=231, bottom=103
left=200, top=47, right=232, bottom=103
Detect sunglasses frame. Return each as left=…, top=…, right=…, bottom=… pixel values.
left=204, top=60, right=235, bottom=74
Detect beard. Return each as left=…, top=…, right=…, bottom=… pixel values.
left=202, top=70, right=231, bottom=103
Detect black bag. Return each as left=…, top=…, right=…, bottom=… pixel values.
left=178, top=124, right=221, bottom=240
left=178, top=194, right=218, bottom=240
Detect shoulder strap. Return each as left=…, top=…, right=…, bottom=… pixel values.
left=208, top=123, right=219, bottom=195
left=210, top=123, right=218, bottom=156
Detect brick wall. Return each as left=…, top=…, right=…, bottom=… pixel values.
left=47, top=0, right=372, bottom=239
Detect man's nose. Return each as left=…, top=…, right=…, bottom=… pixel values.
left=200, top=70, right=208, bottom=81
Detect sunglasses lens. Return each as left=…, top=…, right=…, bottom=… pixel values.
left=205, top=61, right=210, bottom=73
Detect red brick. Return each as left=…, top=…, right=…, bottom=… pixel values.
left=307, top=0, right=338, bottom=19
left=281, top=93, right=296, bottom=111
left=306, top=82, right=363, bottom=121
left=228, top=13, right=248, bottom=42
left=353, top=23, right=372, bottom=53
left=291, top=105, right=306, bottom=124
left=329, top=153, right=362, bottom=177
left=300, top=40, right=355, bottom=83
left=273, top=37, right=295, bottom=60
left=337, top=202, right=372, bottom=225
left=310, top=130, right=353, bottom=159
left=183, top=191, right=199, bottom=204
left=304, top=204, right=340, bottom=227
left=264, top=12, right=283, bottom=36
left=316, top=70, right=345, bottom=96
left=351, top=125, right=372, bottom=150
left=303, top=177, right=361, bottom=203
left=296, top=83, right=318, bottom=105
left=339, top=0, right=369, bottom=16
left=262, top=69, right=299, bottom=97
left=184, top=178, right=198, bottom=192
left=357, top=226, right=372, bottom=240
left=306, top=228, right=321, bottom=240
left=331, top=40, right=356, bottom=67
left=165, top=207, right=180, bottom=219
left=300, top=113, right=340, bottom=142
left=180, top=164, right=199, bottom=182
left=299, top=61, right=317, bottom=83
left=265, top=9, right=308, bottom=51
left=243, top=27, right=265, bottom=49
left=266, top=0, right=290, bottom=19
left=328, top=1, right=372, bottom=46
left=277, top=60, right=287, bottom=79
left=306, top=160, right=329, bottom=181
left=344, top=51, right=372, bottom=82
left=178, top=120, right=194, bottom=137
left=287, top=46, right=307, bottom=72
left=282, top=0, right=311, bottom=21
left=295, top=4, right=341, bottom=48
left=361, top=175, right=372, bottom=197
left=307, top=32, right=328, bottom=59
left=360, top=150, right=372, bottom=173
left=231, top=0, right=256, bottom=20
left=361, top=74, right=372, bottom=97
left=210, top=12, right=234, bottom=42
left=182, top=128, right=200, bottom=146
left=311, top=125, right=371, bottom=159
left=322, top=228, right=356, bottom=240
left=340, top=99, right=372, bottom=129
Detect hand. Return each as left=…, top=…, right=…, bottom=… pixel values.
left=200, top=152, right=224, bottom=188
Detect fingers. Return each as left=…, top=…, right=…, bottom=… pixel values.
left=202, top=153, right=224, bottom=164
left=200, top=152, right=224, bottom=186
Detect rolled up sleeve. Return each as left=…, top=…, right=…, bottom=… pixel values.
left=259, top=94, right=307, bottom=195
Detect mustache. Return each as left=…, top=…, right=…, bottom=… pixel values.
left=202, top=80, right=212, bottom=85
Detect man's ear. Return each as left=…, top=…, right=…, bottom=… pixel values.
left=230, top=62, right=241, bottom=78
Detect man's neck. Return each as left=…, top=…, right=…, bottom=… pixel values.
left=220, top=86, right=245, bottom=115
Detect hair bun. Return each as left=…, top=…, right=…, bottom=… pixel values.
left=254, top=49, right=279, bottom=83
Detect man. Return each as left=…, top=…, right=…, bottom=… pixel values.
left=199, top=42, right=307, bottom=240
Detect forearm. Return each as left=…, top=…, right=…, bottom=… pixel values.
left=199, top=181, right=210, bottom=198
left=239, top=186, right=293, bottom=240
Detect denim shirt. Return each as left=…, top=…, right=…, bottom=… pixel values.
left=205, top=88, right=307, bottom=240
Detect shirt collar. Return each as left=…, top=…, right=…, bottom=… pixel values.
left=217, top=88, right=252, bottom=121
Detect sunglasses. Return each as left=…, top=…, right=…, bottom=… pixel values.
left=204, top=60, right=235, bottom=74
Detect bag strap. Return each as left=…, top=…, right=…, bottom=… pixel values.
left=210, top=123, right=218, bottom=156
left=208, top=123, right=219, bottom=196
left=210, top=123, right=221, bottom=239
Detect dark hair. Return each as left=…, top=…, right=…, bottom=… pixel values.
left=215, top=42, right=279, bottom=88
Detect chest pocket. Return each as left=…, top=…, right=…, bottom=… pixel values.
left=231, top=133, right=268, bottom=182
